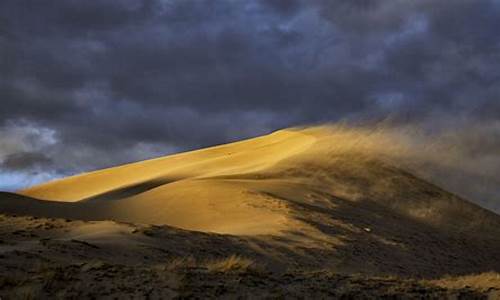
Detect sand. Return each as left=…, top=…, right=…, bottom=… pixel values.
left=1, top=126, right=500, bottom=298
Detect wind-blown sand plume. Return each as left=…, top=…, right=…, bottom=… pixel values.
left=1, top=126, right=500, bottom=298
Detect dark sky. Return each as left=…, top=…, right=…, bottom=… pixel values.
left=1, top=0, right=500, bottom=190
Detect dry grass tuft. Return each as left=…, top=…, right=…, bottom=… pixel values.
left=428, top=272, right=500, bottom=292
left=164, top=255, right=257, bottom=273
left=164, top=256, right=197, bottom=271
left=204, top=255, right=256, bottom=273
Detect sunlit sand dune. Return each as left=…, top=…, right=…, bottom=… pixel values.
left=16, top=126, right=500, bottom=235
left=17, top=128, right=319, bottom=235
left=1, top=126, right=500, bottom=279
left=20, top=129, right=316, bottom=202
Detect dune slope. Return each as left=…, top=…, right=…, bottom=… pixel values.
left=17, top=128, right=319, bottom=235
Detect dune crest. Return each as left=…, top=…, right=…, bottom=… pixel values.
left=20, top=129, right=316, bottom=202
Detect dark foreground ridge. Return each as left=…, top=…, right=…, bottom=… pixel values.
left=0, top=214, right=499, bottom=299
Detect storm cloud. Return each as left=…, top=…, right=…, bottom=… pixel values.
left=0, top=0, right=499, bottom=208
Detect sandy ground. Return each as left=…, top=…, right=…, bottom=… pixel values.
left=0, top=214, right=499, bottom=299
left=1, top=126, right=500, bottom=298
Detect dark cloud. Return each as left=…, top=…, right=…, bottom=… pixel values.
left=1, top=152, right=52, bottom=171
left=259, top=0, right=304, bottom=16
left=0, top=0, right=499, bottom=207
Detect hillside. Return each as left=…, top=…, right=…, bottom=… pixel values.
left=1, top=126, right=500, bottom=297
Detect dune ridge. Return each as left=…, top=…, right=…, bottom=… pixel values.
left=20, top=129, right=316, bottom=202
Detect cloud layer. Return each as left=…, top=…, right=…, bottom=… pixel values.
left=0, top=0, right=499, bottom=208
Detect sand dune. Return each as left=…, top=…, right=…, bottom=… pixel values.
left=20, top=129, right=316, bottom=202
left=1, top=126, right=500, bottom=281
left=16, top=128, right=319, bottom=235
left=14, top=127, right=500, bottom=235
